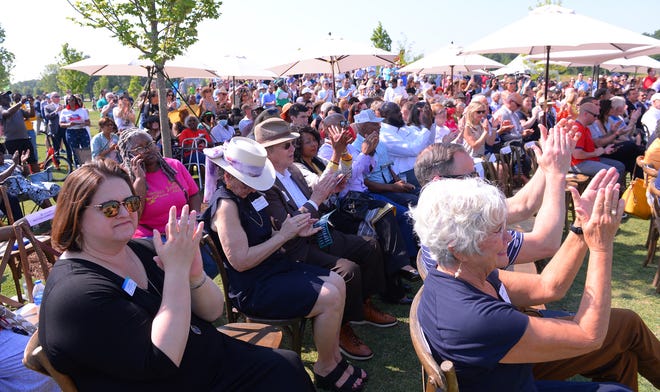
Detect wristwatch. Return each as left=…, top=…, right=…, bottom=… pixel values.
left=569, top=224, right=583, bottom=235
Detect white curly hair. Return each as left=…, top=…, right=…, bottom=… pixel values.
left=409, top=178, right=507, bottom=268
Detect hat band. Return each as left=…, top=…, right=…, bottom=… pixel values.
left=225, top=154, right=264, bottom=178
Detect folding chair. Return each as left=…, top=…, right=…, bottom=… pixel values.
left=180, top=136, right=207, bottom=192
left=409, top=286, right=459, bottom=392
left=201, top=234, right=306, bottom=354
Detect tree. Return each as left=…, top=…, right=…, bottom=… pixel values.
left=371, top=22, right=392, bottom=51
left=39, top=64, right=61, bottom=94
left=395, top=34, right=422, bottom=66
left=643, top=30, right=660, bottom=61
left=128, top=76, right=144, bottom=103
left=529, top=0, right=562, bottom=10
left=0, top=24, right=15, bottom=90
left=68, top=0, right=222, bottom=157
left=93, top=76, right=111, bottom=101
left=56, top=44, right=90, bottom=95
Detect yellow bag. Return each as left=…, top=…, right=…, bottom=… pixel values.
left=622, top=178, right=651, bottom=219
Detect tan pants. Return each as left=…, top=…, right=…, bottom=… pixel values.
left=533, top=308, right=660, bottom=391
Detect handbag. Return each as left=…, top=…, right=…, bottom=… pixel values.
left=329, top=191, right=387, bottom=233
left=622, top=177, right=651, bottom=219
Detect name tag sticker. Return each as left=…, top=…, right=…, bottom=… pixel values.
left=251, top=196, right=269, bottom=211
left=122, top=277, right=137, bottom=296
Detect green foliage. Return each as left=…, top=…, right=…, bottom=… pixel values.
left=39, top=64, right=61, bottom=94
left=56, top=43, right=89, bottom=95
left=68, top=0, right=222, bottom=64
left=642, top=30, right=660, bottom=61
left=371, top=21, right=392, bottom=52
left=529, top=0, right=562, bottom=10
left=395, top=34, right=420, bottom=66
left=0, top=24, right=15, bottom=90
left=93, top=76, right=110, bottom=99
left=67, top=0, right=223, bottom=157
left=128, top=76, right=145, bottom=101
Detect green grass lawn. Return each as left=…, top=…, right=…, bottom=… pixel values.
left=1, top=104, right=658, bottom=390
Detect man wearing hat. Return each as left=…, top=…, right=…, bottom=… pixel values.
left=642, top=93, right=660, bottom=144
left=0, top=91, right=39, bottom=173
left=255, top=117, right=395, bottom=361
left=296, top=87, right=314, bottom=103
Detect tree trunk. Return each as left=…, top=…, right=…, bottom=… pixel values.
left=155, top=70, right=173, bottom=158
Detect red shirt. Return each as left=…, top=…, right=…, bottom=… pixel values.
left=571, top=121, right=598, bottom=166
left=177, top=128, right=212, bottom=157
left=643, top=75, right=657, bottom=90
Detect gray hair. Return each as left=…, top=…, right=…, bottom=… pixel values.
left=610, top=95, right=626, bottom=110
left=410, top=178, right=507, bottom=267
left=414, top=143, right=468, bottom=187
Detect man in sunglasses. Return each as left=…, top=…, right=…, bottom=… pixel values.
left=570, top=99, right=626, bottom=189
left=257, top=118, right=396, bottom=361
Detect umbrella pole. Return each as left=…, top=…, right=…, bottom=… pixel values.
left=331, top=58, right=337, bottom=103
left=450, top=65, right=454, bottom=96
left=233, top=76, right=237, bottom=108
left=543, top=45, right=550, bottom=128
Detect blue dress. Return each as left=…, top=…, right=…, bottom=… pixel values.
left=202, top=184, right=329, bottom=319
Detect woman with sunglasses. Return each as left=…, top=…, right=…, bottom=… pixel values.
left=463, top=101, right=496, bottom=158
left=117, top=128, right=201, bottom=239
left=39, top=159, right=313, bottom=391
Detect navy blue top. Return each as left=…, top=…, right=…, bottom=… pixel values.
left=418, top=267, right=534, bottom=392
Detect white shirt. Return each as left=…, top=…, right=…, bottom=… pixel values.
left=275, top=169, right=318, bottom=211
left=641, top=106, right=660, bottom=141
left=379, top=122, right=433, bottom=174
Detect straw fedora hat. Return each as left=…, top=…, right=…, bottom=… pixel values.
left=254, top=118, right=300, bottom=147
left=203, top=137, right=275, bottom=191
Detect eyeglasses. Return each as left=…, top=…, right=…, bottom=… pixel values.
left=339, top=120, right=349, bottom=128
left=130, top=141, right=155, bottom=155
left=92, top=195, right=141, bottom=217
left=584, top=110, right=599, bottom=117
left=280, top=141, right=293, bottom=150
left=476, top=110, right=486, bottom=114
left=442, top=171, right=479, bottom=179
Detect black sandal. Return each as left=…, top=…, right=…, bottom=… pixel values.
left=314, top=359, right=366, bottom=391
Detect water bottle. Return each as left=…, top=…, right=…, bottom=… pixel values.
left=32, top=280, right=45, bottom=305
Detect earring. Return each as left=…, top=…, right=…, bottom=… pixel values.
left=454, top=262, right=463, bottom=279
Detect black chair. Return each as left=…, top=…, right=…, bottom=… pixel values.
left=200, top=234, right=306, bottom=354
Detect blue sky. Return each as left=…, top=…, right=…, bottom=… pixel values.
left=2, top=0, right=658, bottom=82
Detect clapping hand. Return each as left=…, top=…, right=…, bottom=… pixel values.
left=568, top=167, right=620, bottom=229
left=279, top=213, right=320, bottom=240
left=153, top=205, right=205, bottom=278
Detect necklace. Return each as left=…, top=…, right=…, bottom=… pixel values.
left=246, top=208, right=264, bottom=227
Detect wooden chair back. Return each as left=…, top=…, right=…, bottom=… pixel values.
left=200, top=233, right=306, bottom=353
left=0, top=184, right=16, bottom=225
left=23, top=330, right=78, bottom=392
left=409, top=286, right=459, bottom=392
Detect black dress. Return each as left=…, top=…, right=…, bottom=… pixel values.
left=202, top=185, right=330, bottom=319
left=39, top=240, right=313, bottom=391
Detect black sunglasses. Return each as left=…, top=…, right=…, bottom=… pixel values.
left=280, top=141, right=293, bottom=150
left=93, top=196, right=142, bottom=218
left=442, top=172, right=479, bottom=179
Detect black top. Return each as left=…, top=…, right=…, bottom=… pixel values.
left=39, top=240, right=229, bottom=391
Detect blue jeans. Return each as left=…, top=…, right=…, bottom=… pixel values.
left=65, top=128, right=91, bottom=166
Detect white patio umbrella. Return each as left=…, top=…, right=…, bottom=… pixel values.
left=398, top=44, right=503, bottom=83
left=463, top=5, right=660, bottom=103
left=211, top=54, right=276, bottom=107
left=492, top=55, right=533, bottom=77
left=63, top=55, right=219, bottom=79
left=266, top=36, right=397, bottom=97
left=601, top=56, right=660, bottom=74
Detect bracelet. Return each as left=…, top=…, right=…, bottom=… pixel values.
left=190, top=274, right=207, bottom=290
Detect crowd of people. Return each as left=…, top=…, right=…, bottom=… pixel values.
left=1, top=64, right=660, bottom=391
